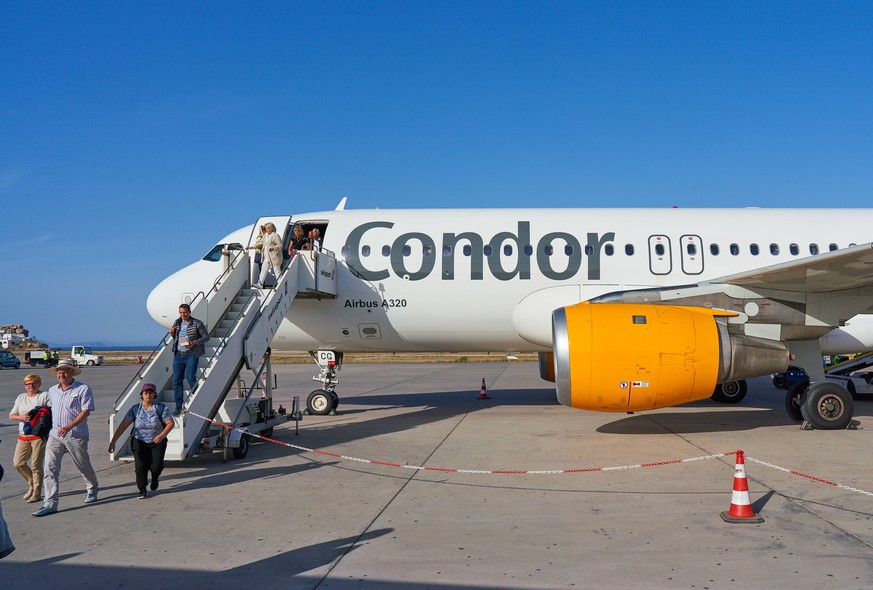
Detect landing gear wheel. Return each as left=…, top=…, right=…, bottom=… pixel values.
left=711, top=380, right=747, bottom=404
left=307, top=389, right=333, bottom=415
left=801, top=381, right=854, bottom=430
left=232, top=434, right=250, bottom=459
left=785, top=380, right=809, bottom=423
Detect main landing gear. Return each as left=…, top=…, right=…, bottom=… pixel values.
left=784, top=380, right=856, bottom=430
left=711, top=380, right=748, bottom=404
left=306, top=350, right=342, bottom=416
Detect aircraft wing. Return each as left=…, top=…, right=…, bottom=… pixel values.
left=708, top=242, right=873, bottom=293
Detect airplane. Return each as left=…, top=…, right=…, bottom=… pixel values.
left=146, top=203, right=873, bottom=431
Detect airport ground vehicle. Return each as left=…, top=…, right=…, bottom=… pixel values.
left=826, top=372, right=873, bottom=397
left=71, top=345, right=104, bottom=366
left=24, top=350, right=57, bottom=367
left=0, top=350, right=21, bottom=369
left=772, top=366, right=809, bottom=390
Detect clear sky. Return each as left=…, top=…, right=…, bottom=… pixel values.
left=1, top=1, right=871, bottom=345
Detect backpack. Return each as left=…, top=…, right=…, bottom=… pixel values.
left=24, top=406, right=52, bottom=439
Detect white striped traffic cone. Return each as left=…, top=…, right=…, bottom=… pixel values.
left=478, top=378, right=490, bottom=399
left=720, top=450, right=764, bottom=523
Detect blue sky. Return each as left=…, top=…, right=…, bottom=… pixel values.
left=1, top=1, right=871, bottom=345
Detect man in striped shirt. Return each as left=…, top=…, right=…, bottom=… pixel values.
left=32, top=359, right=99, bottom=517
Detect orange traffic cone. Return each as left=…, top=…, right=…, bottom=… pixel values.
left=720, top=450, right=764, bottom=523
left=478, top=378, right=490, bottom=400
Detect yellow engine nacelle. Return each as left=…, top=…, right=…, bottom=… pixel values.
left=552, top=302, right=788, bottom=412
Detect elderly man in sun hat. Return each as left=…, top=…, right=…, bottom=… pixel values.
left=32, top=359, right=99, bottom=517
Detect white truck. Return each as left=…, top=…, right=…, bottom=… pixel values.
left=71, top=345, right=104, bottom=366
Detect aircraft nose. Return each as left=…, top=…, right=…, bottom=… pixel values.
left=147, top=276, right=176, bottom=329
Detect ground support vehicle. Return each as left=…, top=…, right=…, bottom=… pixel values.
left=71, top=346, right=104, bottom=366
left=772, top=365, right=810, bottom=390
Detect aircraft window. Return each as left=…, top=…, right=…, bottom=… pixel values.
left=829, top=243, right=838, bottom=251
left=568, top=245, right=577, bottom=256
left=484, top=245, right=493, bottom=256
left=402, top=245, right=411, bottom=256
left=463, top=245, right=472, bottom=257
left=583, top=244, right=593, bottom=256
left=504, top=244, right=513, bottom=256
left=604, top=244, right=614, bottom=256
left=850, top=242, right=857, bottom=247
left=545, top=245, right=554, bottom=256
left=654, top=244, right=665, bottom=256
left=341, top=245, right=351, bottom=257
left=625, top=244, right=634, bottom=256
left=382, top=245, right=391, bottom=256
left=686, top=243, right=697, bottom=256
left=809, top=243, right=819, bottom=255
left=730, top=243, right=740, bottom=255
left=423, top=245, right=432, bottom=257
left=443, top=245, right=453, bottom=256
left=710, top=244, right=719, bottom=255
left=362, top=245, right=371, bottom=257
left=524, top=244, right=533, bottom=256
left=750, top=243, right=760, bottom=255
left=790, top=243, right=799, bottom=255
left=770, top=243, right=779, bottom=255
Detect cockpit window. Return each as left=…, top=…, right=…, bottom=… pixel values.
left=201, top=243, right=242, bottom=262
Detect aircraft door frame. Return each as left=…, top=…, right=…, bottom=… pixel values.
left=648, top=235, right=672, bottom=275
left=679, top=234, right=704, bottom=275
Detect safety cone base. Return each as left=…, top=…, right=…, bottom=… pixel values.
left=719, top=510, right=764, bottom=524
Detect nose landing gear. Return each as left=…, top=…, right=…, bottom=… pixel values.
left=306, top=350, right=342, bottom=415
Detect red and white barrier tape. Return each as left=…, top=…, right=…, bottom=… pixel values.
left=745, top=456, right=873, bottom=497
left=189, top=412, right=872, bottom=496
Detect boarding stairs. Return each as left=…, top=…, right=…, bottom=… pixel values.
left=110, top=216, right=337, bottom=461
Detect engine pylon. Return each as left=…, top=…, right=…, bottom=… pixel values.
left=720, top=450, right=764, bottom=524
left=478, top=378, right=490, bottom=400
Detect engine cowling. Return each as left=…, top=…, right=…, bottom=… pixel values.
left=552, top=302, right=789, bottom=412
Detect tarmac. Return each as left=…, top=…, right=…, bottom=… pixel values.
left=1, top=361, right=872, bottom=589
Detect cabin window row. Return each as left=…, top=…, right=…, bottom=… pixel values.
left=350, top=242, right=847, bottom=258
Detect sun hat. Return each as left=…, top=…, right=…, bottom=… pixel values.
left=48, top=359, right=81, bottom=376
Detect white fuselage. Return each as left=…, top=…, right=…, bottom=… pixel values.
left=147, top=208, right=873, bottom=355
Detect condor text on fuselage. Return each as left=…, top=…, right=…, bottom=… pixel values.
left=342, top=220, right=615, bottom=282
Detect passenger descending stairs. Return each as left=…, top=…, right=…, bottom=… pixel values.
left=110, top=217, right=337, bottom=461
